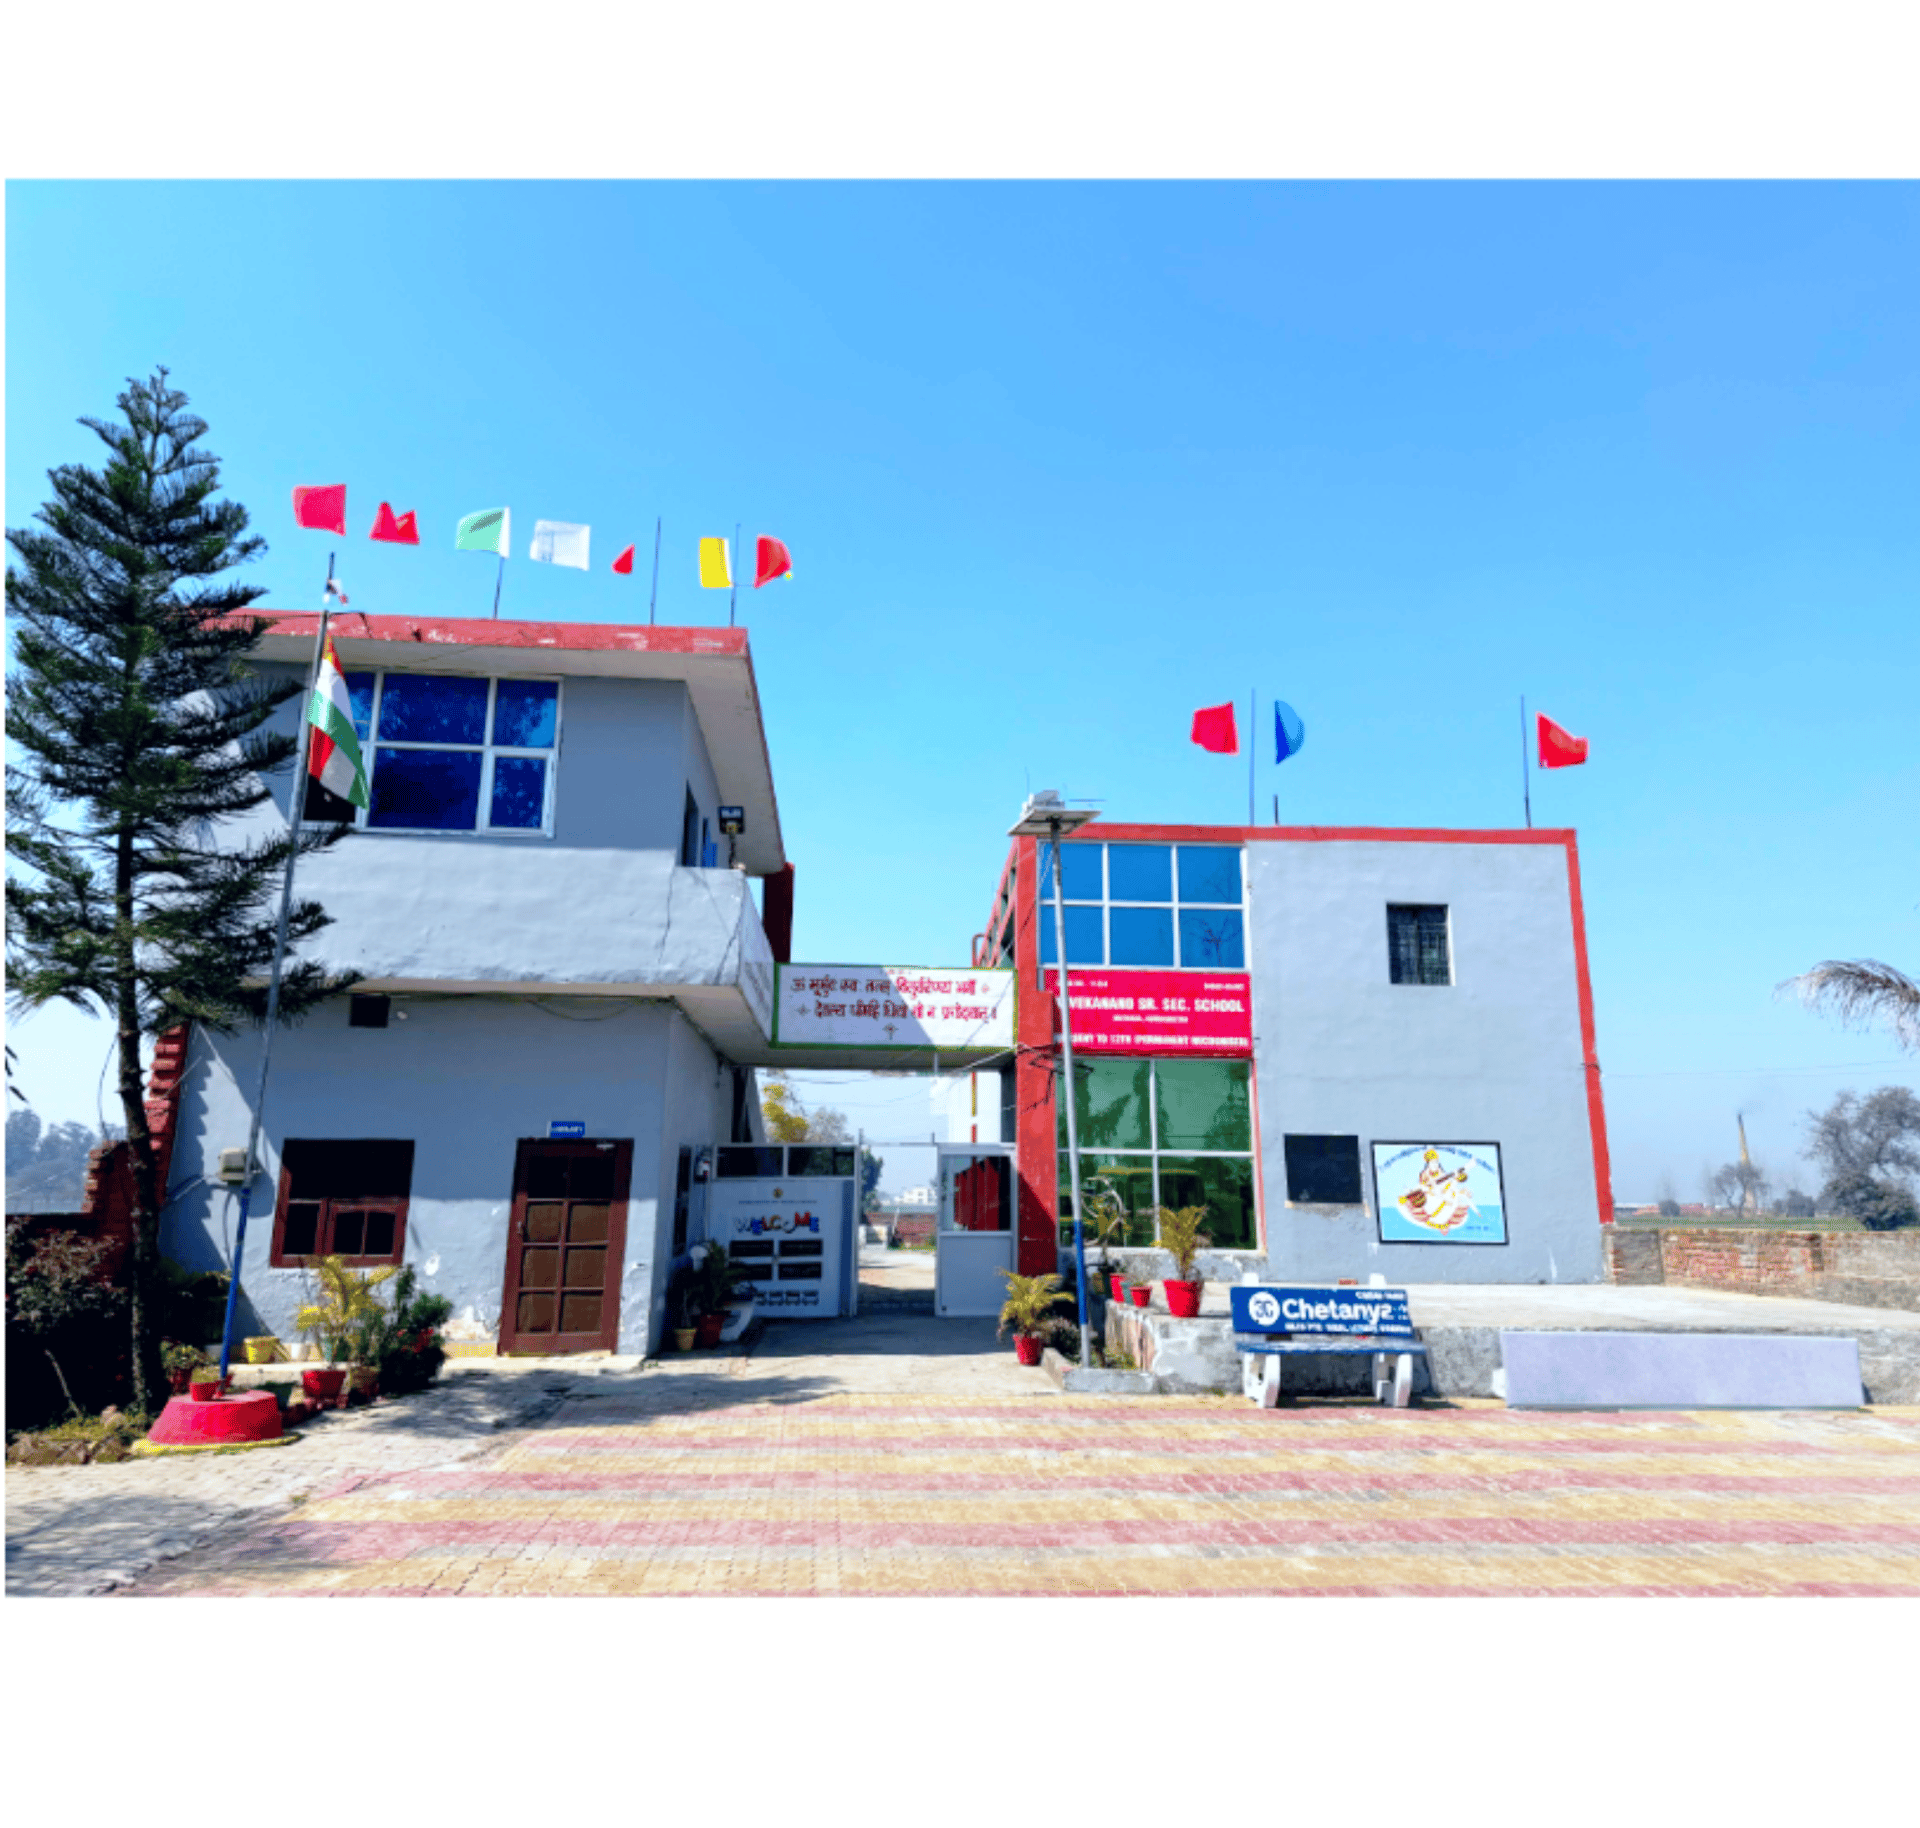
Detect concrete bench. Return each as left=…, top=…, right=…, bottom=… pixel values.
left=1230, top=1284, right=1427, bottom=1408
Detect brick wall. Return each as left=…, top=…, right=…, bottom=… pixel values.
left=1605, top=1224, right=1920, bottom=1311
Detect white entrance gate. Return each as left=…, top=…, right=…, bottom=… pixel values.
left=934, top=1143, right=1016, bottom=1318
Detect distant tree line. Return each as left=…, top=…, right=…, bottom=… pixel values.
left=1696, top=1086, right=1920, bottom=1229
left=5, top=1109, right=121, bottom=1215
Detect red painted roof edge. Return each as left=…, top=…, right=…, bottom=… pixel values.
left=231, top=610, right=750, bottom=657
left=1063, top=823, right=1575, bottom=845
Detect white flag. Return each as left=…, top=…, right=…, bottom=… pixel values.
left=529, top=520, right=590, bottom=570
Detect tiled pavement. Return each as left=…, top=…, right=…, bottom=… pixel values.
left=120, top=1387, right=1920, bottom=1598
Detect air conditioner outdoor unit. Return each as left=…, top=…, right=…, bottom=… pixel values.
left=216, top=1148, right=250, bottom=1185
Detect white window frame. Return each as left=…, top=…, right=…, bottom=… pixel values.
left=305, top=670, right=564, bottom=840
left=1040, top=841, right=1248, bottom=974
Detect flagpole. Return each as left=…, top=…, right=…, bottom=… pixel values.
left=729, top=520, right=740, bottom=628
left=1520, top=694, right=1532, bottom=830
left=648, top=517, right=662, bottom=627
left=216, top=564, right=337, bottom=1377
left=1248, top=688, right=1256, bottom=826
left=492, top=553, right=505, bottom=621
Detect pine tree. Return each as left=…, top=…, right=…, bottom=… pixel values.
left=6, top=369, right=357, bottom=1412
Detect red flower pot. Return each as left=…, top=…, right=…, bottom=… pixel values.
left=1164, top=1278, right=1202, bottom=1318
left=1108, top=1277, right=1127, bottom=1304
left=169, top=1369, right=193, bottom=1396
left=188, top=1381, right=223, bottom=1404
left=302, top=1367, right=348, bottom=1405
left=1013, top=1335, right=1045, bottom=1366
left=1129, top=1284, right=1152, bottom=1307
left=696, top=1312, right=726, bottom=1348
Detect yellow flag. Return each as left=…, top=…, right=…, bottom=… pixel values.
left=699, top=537, right=731, bottom=589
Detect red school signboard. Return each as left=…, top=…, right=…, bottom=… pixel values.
left=1042, top=968, right=1253, bottom=1056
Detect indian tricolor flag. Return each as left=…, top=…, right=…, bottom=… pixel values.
left=308, top=637, right=369, bottom=810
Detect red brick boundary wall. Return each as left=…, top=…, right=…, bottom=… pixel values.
left=1605, top=1224, right=1920, bottom=1312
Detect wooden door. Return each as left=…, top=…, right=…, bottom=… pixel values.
left=499, top=1139, right=631, bottom=1354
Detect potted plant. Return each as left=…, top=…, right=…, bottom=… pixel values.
left=1081, top=1179, right=1128, bottom=1301
left=294, top=1255, right=399, bottom=1405
left=243, top=1335, right=281, bottom=1365
left=694, top=1244, right=743, bottom=1347
left=370, top=1267, right=453, bottom=1396
left=161, top=1340, right=210, bottom=1395
left=1153, top=1203, right=1212, bottom=1318
left=996, top=1268, right=1069, bottom=1366
left=667, top=1265, right=699, bottom=1351
left=187, top=1363, right=226, bottom=1403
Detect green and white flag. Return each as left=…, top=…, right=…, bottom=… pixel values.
left=455, top=506, right=510, bottom=555
left=307, top=635, right=370, bottom=810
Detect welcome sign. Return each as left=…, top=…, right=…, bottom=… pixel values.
left=774, top=964, right=1015, bottom=1051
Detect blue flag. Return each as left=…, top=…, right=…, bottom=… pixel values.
left=1274, top=700, right=1306, bottom=762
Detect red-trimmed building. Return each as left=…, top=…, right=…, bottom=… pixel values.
left=978, top=821, right=1612, bottom=1285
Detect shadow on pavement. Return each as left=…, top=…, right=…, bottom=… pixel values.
left=750, top=1312, right=1006, bottom=1360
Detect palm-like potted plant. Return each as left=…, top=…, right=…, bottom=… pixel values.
left=667, top=1265, right=700, bottom=1351
left=294, top=1255, right=400, bottom=1405
left=997, top=1268, right=1069, bottom=1366
left=1081, top=1179, right=1129, bottom=1301
left=1152, top=1204, right=1211, bottom=1317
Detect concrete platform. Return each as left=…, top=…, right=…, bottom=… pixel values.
left=1104, top=1281, right=1920, bottom=1402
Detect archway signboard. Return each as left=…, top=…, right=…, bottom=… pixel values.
left=772, top=964, right=1015, bottom=1054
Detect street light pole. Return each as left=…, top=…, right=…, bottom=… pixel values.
left=1049, top=817, right=1093, bottom=1370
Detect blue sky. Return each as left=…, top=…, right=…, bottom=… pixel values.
left=6, top=181, right=1917, bottom=1197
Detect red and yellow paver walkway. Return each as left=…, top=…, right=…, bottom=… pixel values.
left=127, top=1392, right=1920, bottom=1596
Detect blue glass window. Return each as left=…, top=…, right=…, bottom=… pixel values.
left=1109, top=905, right=1175, bottom=966
left=1107, top=844, right=1172, bottom=902
left=369, top=748, right=483, bottom=831
left=1039, top=842, right=1105, bottom=901
left=1178, top=908, right=1245, bottom=968
left=489, top=756, right=548, bottom=830
left=1177, top=846, right=1242, bottom=904
left=492, top=679, right=559, bottom=749
left=1038, top=904, right=1106, bottom=966
left=342, top=672, right=377, bottom=742
left=376, top=674, right=488, bottom=745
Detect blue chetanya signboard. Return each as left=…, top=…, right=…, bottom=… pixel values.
left=1230, top=1284, right=1416, bottom=1339
left=547, top=1120, right=587, bottom=1140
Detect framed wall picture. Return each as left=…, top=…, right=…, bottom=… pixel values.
left=1371, top=1141, right=1508, bottom=1246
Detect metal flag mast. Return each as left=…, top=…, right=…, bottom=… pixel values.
left=648, top=517, right=662, bottom=626
left=214, top=556, right=336, bottom=1376
left=491, top=549, right=506, bottom=620
left=1249, top=687, right=1257, bottom=826
left=728, top=520, right=741, bottom=628
left=1520, top=694, right=1533, bottom=829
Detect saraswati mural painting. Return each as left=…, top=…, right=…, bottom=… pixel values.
left=1371, top=1142, right=1508, bottom=1246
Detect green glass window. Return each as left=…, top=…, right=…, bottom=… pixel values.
left=1058, top=1057, right=1151, bottom=1150
left=1154, top=1156, right=1257, bottom=1250
left=1054, top=1055, right=1259, bottom=1252
left=1154, top=1058, right=1251, bottom=1152
left=1059, top=1153, right=1161, bottom=1247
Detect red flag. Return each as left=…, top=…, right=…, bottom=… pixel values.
left=754, top=535, right=792, bottom=588
left=1191, top=702, right=1238, bottom=754
left=1537, top=712, right=1589, bottom=769
left=611, top=543, right=636, bottom=575
left=292, top=484, right=347, bottom=534
left=369, top=501, right=420, bottom=545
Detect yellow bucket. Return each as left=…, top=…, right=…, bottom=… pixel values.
left=243, top=1337, right=281, bottom=1365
